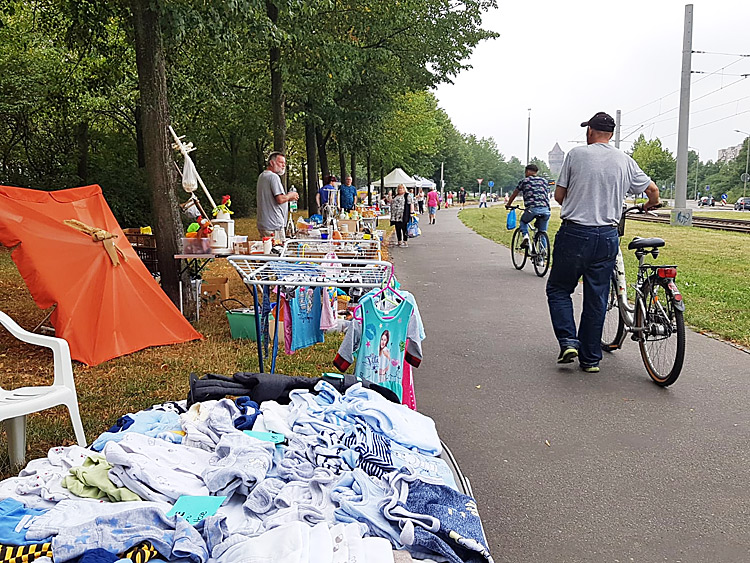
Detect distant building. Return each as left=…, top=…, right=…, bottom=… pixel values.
left=718, top=143, right=742, bottom=162
left=548, top=143, right=564, bottom=176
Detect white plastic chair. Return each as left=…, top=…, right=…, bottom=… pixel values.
left=0, top=311, right=86, bottom=467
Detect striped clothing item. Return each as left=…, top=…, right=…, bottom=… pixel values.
left=342, top=423, right=395, bottom=478
left=122, top=541, right=160, bottom=563
left=0, top=543, right=52, bottom=563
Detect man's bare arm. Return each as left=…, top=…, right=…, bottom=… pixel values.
left=554, top=186, right=567, bottom=205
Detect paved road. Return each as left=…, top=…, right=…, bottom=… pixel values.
left=391, top=208, right=750, bottom=562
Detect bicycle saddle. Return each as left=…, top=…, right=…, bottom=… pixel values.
left=628, top=237, right=665, bottom=250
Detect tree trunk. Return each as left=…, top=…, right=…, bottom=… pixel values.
left=76, top=121, right=88, bottom=183
left=228, top=131, right=239, bottom=183
left=254, top=140, right=265, bottom=174
left=301, top=158, right=307, bottom=210
left=130, top=0, right=182, bottom=306
left=350, top=150, right=356, bottom=187
left=267, top=1, right=285, bottom=153
left=366, top=151, right=372, bottom=205
left=316, top=127, right=330, bottom=181
left=305, top=118, right=319, bottom=215
left=135, top=103, right=146, bottom=168
left=380, top=165, right=384, bottom=201
left=338, top=141, right=347, bottom=182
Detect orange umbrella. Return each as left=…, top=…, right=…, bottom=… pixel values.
left=0, top=184, right=202, bottom=365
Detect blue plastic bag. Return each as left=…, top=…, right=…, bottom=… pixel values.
left=506, top=209, right=517, bottom=230
left=407, top=217, right=420, bottom=238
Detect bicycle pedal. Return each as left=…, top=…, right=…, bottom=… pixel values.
left=630, top=333, right=639, bottom=341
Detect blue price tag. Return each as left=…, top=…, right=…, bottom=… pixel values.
left=243, top=430, right=286, bottom=444
left=167, top=495, right=226, bottom=525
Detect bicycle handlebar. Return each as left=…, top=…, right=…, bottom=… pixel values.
left=624, top=203, right=662, bottom=216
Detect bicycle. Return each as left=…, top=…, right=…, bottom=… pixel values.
left=508, top=205, right=550, bottom=277
left=601, top=205, right=686, bottom=386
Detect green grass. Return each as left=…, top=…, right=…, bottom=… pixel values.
left=0, top=216, right=381, bottom=477
left=459, top=207, right=750, bottom=347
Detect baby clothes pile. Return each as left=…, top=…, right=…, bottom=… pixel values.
left=0, top=379, right=492, bottom=563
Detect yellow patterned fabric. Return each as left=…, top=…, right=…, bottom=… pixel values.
left=0, top=543, right=53, bottom=563
left=121, top=541, right=160, bottom=563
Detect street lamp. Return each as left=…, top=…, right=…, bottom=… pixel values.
left=735, top=130, right=750, bottom=207
left=526, top=108, right=531, bottom=165
left=689, top=146, right=699, bottom=201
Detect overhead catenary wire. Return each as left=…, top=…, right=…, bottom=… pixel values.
left=621, top=56, right=747, bottom=122
left=618, top=75, right=749, bottom=134
left=659, top=108, right=750, bottom=139
left=693, top=50, right=750, bottom=57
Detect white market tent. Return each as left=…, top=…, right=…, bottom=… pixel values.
left=413, top=176, right=436, bottom=190
left=371, top=167, right=417, bottom=188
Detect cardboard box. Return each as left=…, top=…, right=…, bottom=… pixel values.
left=233, top=241, right=251, bottom=254
left=202, top=277, right=230, bottom=301
left=338, top=219, right=359, bottom=233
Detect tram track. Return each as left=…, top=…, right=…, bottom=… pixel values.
left=627, top=212, right=750, bottom=234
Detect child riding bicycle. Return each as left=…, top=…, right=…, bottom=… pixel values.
left=505, top=164, right=551, bottom=247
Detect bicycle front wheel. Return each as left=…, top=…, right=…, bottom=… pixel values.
left=601, top=275, right=625, bottom=351
left=532, top=231, right=550, bottom=277
left=635, top=278, right=685, bottom=386
left=511, top=229, right=528, bottom=270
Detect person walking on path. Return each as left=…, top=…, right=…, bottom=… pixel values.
left=479, top=192, right=487, bottom=208
left=390, top=183, right=414, bottom=247
left=256, top=152, right=298, bottom=240
left=546, top=112, right=660, bottom=373
left=506, top=164, right=551, bottom=248
left=416, top=188, right=425, bottom=214
left=458, top=187, right=467, bottom=210
left=426, top=187, right=439, bottom=224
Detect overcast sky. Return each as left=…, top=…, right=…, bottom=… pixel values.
left=434, top=0, right=750, bottom=167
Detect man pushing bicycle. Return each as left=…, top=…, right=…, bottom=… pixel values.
left=506, top=163, right=551, bottom=248
left=546, top=112, right=660, bottom=374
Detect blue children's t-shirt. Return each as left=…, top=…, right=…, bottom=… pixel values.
left=290, top=286, right=324, bottom=351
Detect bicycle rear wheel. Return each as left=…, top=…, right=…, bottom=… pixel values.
left=532, top=231, right=550, bottom=277
left=511, top=229, right=528, bottom=270
left=635, top=278, right=685, bottom=386
left=601, top=275, right=625, bottom=350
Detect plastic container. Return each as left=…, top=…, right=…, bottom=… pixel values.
left=221, top=299, right=275, bottom=341
left=182, top=237, right=212, bottom=254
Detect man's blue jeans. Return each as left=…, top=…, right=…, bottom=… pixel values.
left=519, top=207, right=551, bottom=235
left=545, top=222, right=619, bottom=367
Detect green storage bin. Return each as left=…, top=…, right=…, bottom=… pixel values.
left=222, top=299, right=274, bottom=342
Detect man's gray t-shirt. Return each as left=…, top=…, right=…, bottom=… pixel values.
left=256, top=169, right=286, bottom=231
left=557, top=143, right=651, bottom=226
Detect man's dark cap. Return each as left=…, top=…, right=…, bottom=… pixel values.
left=581, top=112, right=616, bottom=132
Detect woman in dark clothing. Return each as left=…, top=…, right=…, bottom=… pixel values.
left=389, top=183, right=414, bottom=247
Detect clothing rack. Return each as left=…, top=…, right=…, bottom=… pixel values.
left=227, top=255, right=393, bottom=374
left=281, top=239, right=382, bottom=260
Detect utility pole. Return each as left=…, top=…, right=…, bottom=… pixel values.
left=672, top=4, right=693, bottom=226
left=614, top=110, right=621, bottom=149
left=526, top=108, right=531, bottom=165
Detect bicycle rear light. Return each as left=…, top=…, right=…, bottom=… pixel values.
left=657, top=267, right=677, bottom=279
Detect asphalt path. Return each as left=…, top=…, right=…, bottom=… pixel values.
left=391, top=207, right=750, bottom=563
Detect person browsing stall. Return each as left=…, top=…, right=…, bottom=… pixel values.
left=256, top=152, right=298, bottom=240
left=546, top=112, right=660, bottom=373
left=506, top=164, right=551, bottom=248
left=316, top=175, right=338, bottom=210
left=340, top=175, right=358, bottom=212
